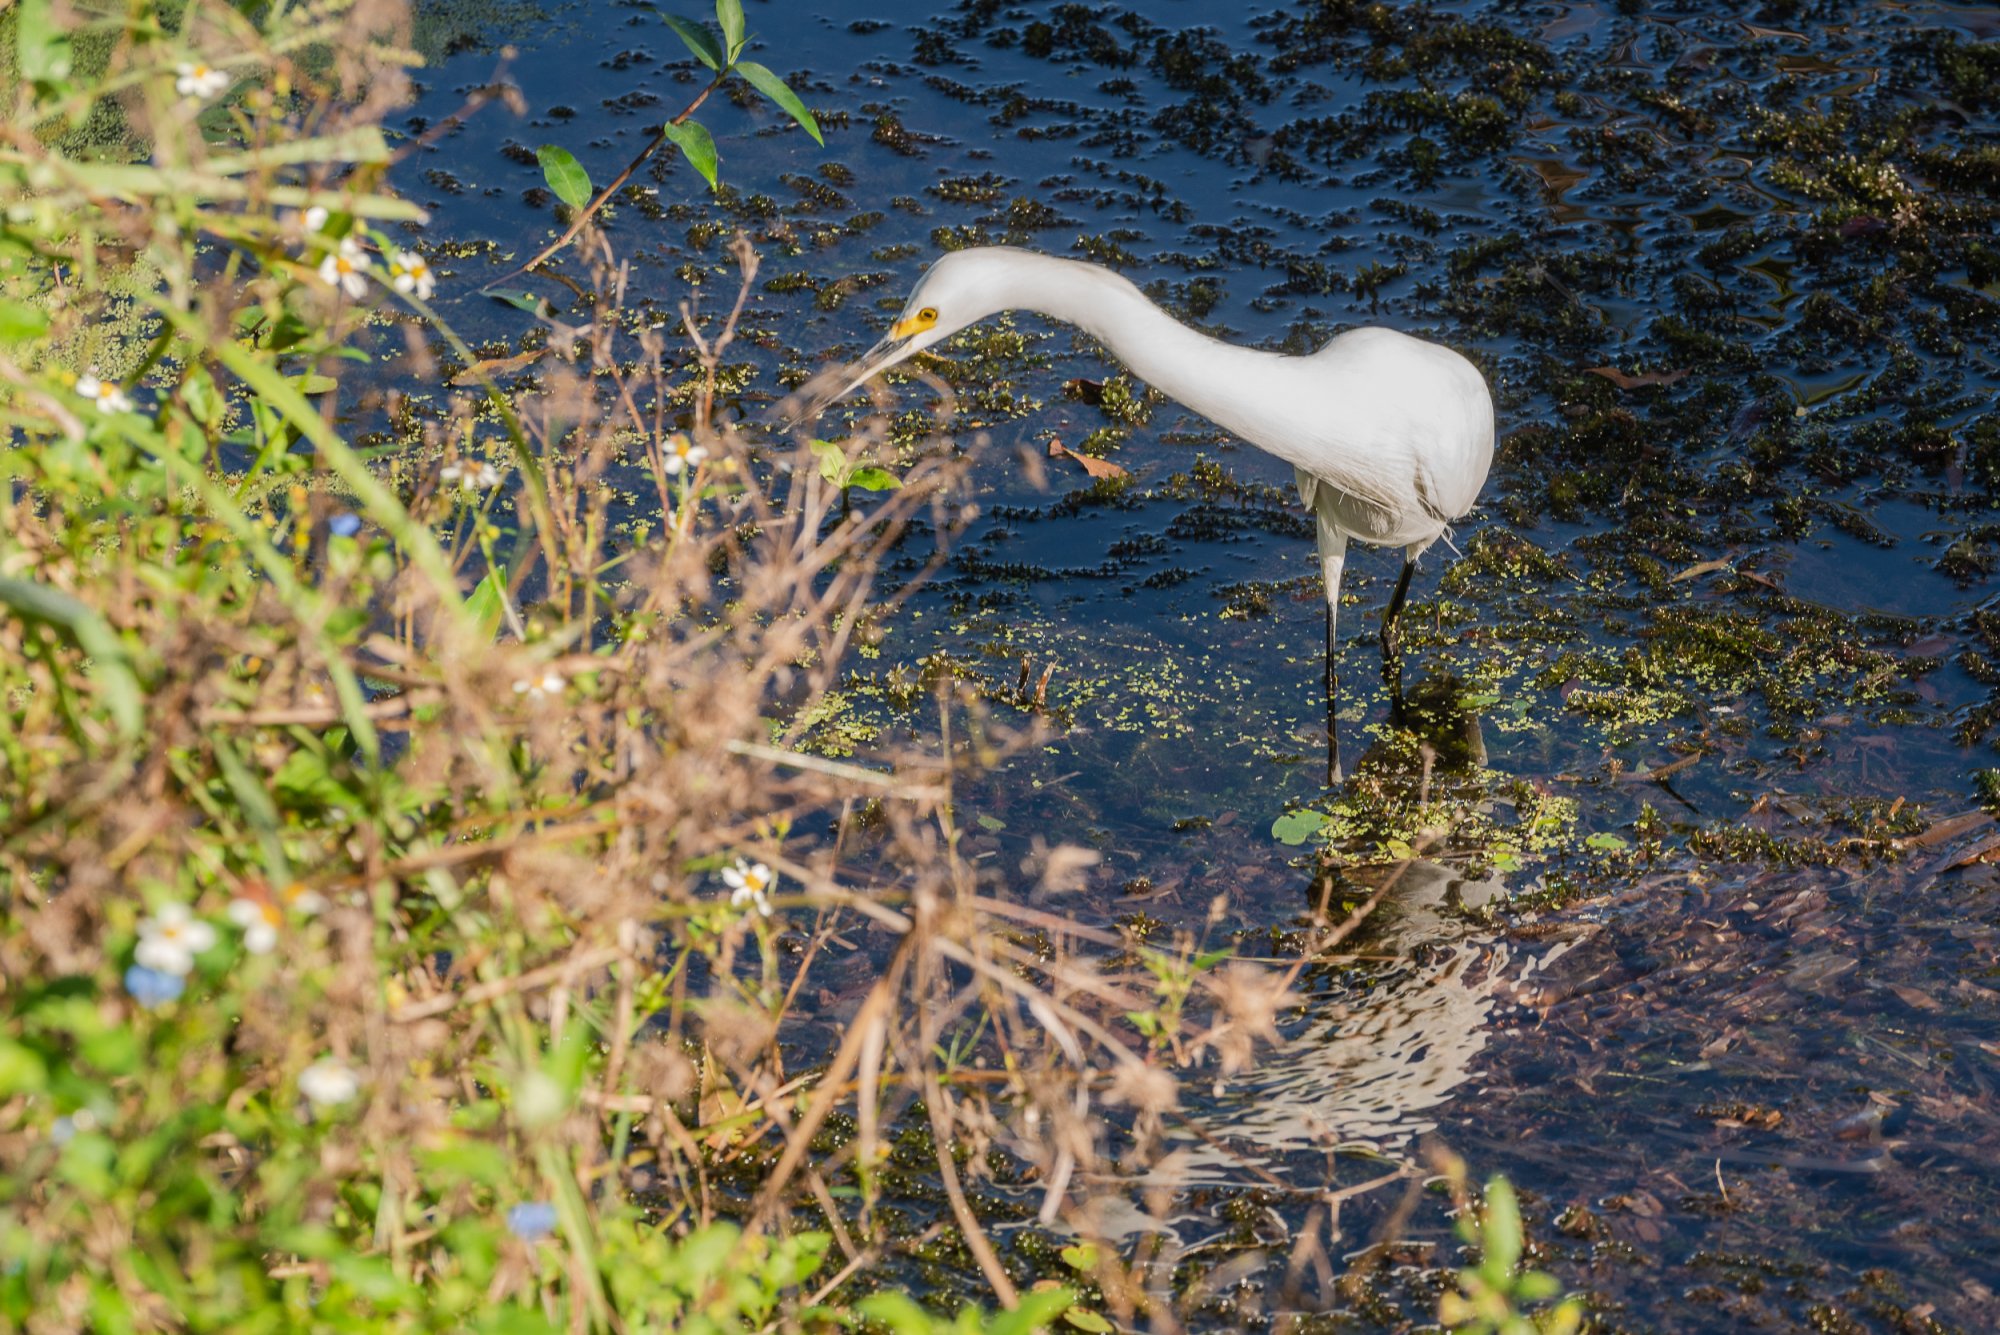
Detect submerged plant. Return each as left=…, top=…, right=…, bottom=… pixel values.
left=0, top=4, right=1299, bottom=1329
left=1438, top=1164, right=1585, bottom=1335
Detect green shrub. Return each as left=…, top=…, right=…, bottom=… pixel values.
left=0, top=2, right=1083, bottom=1330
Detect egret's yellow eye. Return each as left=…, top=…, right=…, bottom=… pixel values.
left=891, top=306, right=940, bottom=339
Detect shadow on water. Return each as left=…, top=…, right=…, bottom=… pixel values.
left=397, top=0, right=2000, bottom=1324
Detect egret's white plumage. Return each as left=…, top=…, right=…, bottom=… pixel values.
left=802, top=246, right=1496, bottom=780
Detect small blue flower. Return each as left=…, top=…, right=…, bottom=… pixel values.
left=124, top=964, right=185, bottom=1008
left=50, top=1108, right=97, bottom=1145
left=328, top=512, right=362, bottom=538
left=506, top=1201, right=559, bottom=1242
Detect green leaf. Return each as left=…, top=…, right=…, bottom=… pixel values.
left=273, top=747, right=360, bottom=809
left=1544, top=1299, right=1585, bottom=1335
left=715, top=0, right=746, bottom=60
left=0, top=298, right=49, bottom=342
left=809, top=437, right=851, bottom=487
left=535, top=145, right=592, bottom=210
left=275, top=1225, right=345, bottom=1259
left=735, top=61, right=824, bottom=145
left=661, top=120, right=719, bottom=190
left=477, top=1308, right=564, bottom=1335
left=57, top=1132, right=116, bottom=1195
left=1271, top=808, right=1328, bottom=846
left=485, top=287, right=552, bottom=319
left=846, top=466, right=901, bottom=491
left=1059, top=1243, right=1099, bottom=1271
left=451, top=1098, right=506, bottom=1130
left=419, top=1141, right=513, bottom=1187
left=330, top=1254, right=413, bottom=1303
left=1481, top=1177, right=1523, bottom=1280
left=76, top=1025, right=140, bottom=1076
left=181, top=368, right=223, bottom=425
left=0, top=576, right=144, bottom=741
left=290, top=373, right=338, bottom=395
left=1063, top=1309, right=1113, bottom=1334
left=0, top=1039, right=49, bottom=1097
left=208, top=127, right=393, bottom=174
left=673, top=1223, right=741, bottom=1286
left=658, top=12, right=724, bottom=70
left=17, top=0, right=74, bottom=84
left=465, top=569, right=507, bottom=642
left=976, top=813, right=1005, bottom=832
left=767, top=1231, right=833, bottom=1288
left=1584, top=831, right=1628, bottom=852
left=992, top=1289, right=1077, bottom=1335
left=855, top=1293, right=933, bottom=1335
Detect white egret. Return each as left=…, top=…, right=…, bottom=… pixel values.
left=797, top=246, right=1495, bottom=782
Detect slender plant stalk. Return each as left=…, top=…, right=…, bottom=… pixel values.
left=497, top=74, right=726, bottom=283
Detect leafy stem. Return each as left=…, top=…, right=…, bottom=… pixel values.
left=501, top=70, right=727, bottom=282
left=497, top=0, right=822, bottom=282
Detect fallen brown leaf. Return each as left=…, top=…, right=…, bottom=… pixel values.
left=1888, top=985, right=1941, bottom=1012
left=1670, top=558, right=1732, bottom=583
left=1901, top=810, right=1993, bottom=851
left=1619, top=752, right=1702, bottom=783
left=1944, top=831, right=2000, bottom=870
left=450, top=346, right=547, bottom=386
left=1586, top=366, right=1690, bottom=390
left=1048, top=437, right=1129, bottom=481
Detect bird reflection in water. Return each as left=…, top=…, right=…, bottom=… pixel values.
left=1080, top=676, right=1583, bottom=1240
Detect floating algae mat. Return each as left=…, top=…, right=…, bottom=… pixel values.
left=401, top=0, right=2000, bottom=1325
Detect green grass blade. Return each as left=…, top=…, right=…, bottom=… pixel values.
left=0, top=575, right=144, bottom=741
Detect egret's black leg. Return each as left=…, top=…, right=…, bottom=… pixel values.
left=1325, top=599, right=1341, bottom=786
left=1381, top=559, right=1416, bottom=696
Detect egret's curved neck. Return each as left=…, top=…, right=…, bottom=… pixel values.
left=998, top=255, right=1319, bottom=473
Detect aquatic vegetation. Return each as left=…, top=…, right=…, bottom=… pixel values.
left=1435, top=1162, right=1584, bottom=1335
left=0, top=5, right=1167, bottom=1330
left=10, top=0, right=2000, bottom=1325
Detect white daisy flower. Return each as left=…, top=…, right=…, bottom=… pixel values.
left=317, top=236, right=369, bottom=299
left=387, top=250, right=435, bottom=300
left=440, top=459, right=503, bottom=491
left=722, top=859, right=775, bottom=917
left=134, top=903, right=217, bottom=976
left=280, top=881, right=330, bottom=915
left=299, top=1060, right=360, bottom=1107
left=513, top=670, right=565, bottom=702
left=662, top=434, right=708, bottom=476
left=175, top=62, right=230, bottom=101
left=74, top=373, right=134, bottom=415
left=226, top=898, right=282, bottom=954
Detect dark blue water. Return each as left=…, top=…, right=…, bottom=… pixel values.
left=396, top=2, right=2000, bottom=1326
